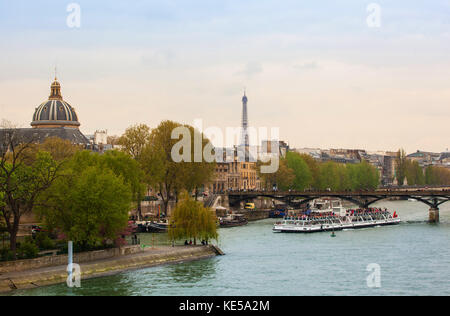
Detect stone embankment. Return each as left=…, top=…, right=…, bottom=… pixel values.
left=238, top=209, right=271, bottom=221
left=0, top=245, right=222, bottom=293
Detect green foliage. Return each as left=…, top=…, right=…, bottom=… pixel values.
left=101, top=150, right=145, bottom=208
left=118, top=124, right=151, bottom=161
left=17, top=240, right=39, bottom=259
left=35, top=233, right=55, bottom=250
left=168, top=192, right=218, bottom=243
left=394, top=148, right=447, bottom=186
left=317, top=162, right=339, bottom=190
left=258, top=158, right=295, bottom=190
left=0, top=191, right=5, bottom=209
left=36, top=151, right=133, bottom=249
left=1, top=147, right=61, bottom=256
left=285, top=152, right=313, bottom=190
left=425, top=166, right=450, bottom=185
left=405, top=160, right=425, bottom=186
left=0, top=248, right=14, bottom=262
left=261, top=155, right=380, bottom=192
left=395, top=149, right=408, bottom=185
left=140, top=120, right=216, bottom=213
left=38, top=137, right=81, bottom=161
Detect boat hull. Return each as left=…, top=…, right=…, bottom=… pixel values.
left=147, top=223, right=168, bottom=233
left=273, top=219, right=401, bottom=233
left=220, top=220, right=248, bottom=228
left=136, top=222, right=168, bottom=233
left=269, top=211, right=286, bottom=219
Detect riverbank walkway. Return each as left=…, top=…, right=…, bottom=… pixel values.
left=0, top=245, right=221, bottom=293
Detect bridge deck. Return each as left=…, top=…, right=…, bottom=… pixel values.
left=227, top=189, right=450, bottom=209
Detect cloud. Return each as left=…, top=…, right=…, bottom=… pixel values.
left=140, top=49, right=176, bottom=69
left=235, top=62, right=263, bottom=79
left=293, top=61, right=319, bottom=71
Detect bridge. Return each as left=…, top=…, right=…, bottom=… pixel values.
left=228, top=188, right=450, bottom=223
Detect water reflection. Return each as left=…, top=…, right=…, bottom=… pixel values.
left=165, top=257, right=217, bottom=284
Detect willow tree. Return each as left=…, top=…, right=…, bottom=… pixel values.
left=168, top=192, right=218, bottom=245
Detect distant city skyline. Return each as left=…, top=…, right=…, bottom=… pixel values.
left=0, top=0, right=449, bottom=153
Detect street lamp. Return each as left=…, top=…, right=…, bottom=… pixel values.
left=170, top=224, right=176, bottom=247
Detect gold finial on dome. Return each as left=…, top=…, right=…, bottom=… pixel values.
left=49, top=76, right=62, bottom=101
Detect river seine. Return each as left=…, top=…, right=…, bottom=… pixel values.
left=7, top=201, right=450, bottom=296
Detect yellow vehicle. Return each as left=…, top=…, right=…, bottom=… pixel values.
left=244, top=203, right=256, bottom=210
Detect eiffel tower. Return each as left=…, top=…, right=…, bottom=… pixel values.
left=239, top=91, right=251, bottom=162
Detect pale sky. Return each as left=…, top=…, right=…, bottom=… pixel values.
left=0, top=0, right=449, bottom=154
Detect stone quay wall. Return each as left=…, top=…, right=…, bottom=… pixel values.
left=0, top=245, right=221, bottom=293
left=0, top=245, right=143, bottom=274
left=238, top=209, right=271, bottom=222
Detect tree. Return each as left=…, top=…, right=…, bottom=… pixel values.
left=298, top=154, right=321, bottom=189
left=180, top=126, right=216, bottom=200
left=405, top=160, right=425, bottom=186
left=312, top=160, right=379, bottom=192
left=119, top=124, right=151, bottom=161
left=0, top=149, right=60, bottom=257
left=119, top=124, right=151, bottom=219
left=168, top=192, right=218, bottom=245
left=425, top=166, right=450, bottom=185
left=285, top=152, right=313, bottom=191
left=0, top=191, right=5, bottom=211
left=317, top=162, right=339, bottom=190
left=258, top=158, right=295, bottom=191
left=38, top=137, right=81, bottom=161
left=395, top=149, right=408, bottom=186
left=0, top=192, right=6, bottom=249
left=141, top=120, right=216, bottom=215
left=335, top=163, right=351, bottom=191
left=0, top=130, right=82, bottom=258
left=36, top=151, right=132, bottom=249
left=101, top=150, right=145, bottom=215
left=356, top=160, right=380, bottom=190
left=107, top=135, right=120, bottom=146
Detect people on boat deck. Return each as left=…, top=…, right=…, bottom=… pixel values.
left=284, top=207, right=394, bottom=220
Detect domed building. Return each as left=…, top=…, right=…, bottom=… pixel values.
left=31, top=78, right=81, bottom=129
left=0, top=77, right=90, bottom=146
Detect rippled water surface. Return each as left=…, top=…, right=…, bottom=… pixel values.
left=7, top=201, right=450, bottom=296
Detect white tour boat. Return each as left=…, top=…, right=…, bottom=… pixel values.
left=273, top=201, right=400, bottom=233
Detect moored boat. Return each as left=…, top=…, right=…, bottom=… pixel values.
left=269, top=208, right=286, bottom=219
left=135, top=221, right=169, bottom=233
left=147, top=222, right=169, bottom=233
left=219, top=214, right=248, bottom=228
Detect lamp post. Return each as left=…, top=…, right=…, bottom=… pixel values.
left=68, top=240, right=73, bottom=279
left=170, top=224, right=176, bottom=247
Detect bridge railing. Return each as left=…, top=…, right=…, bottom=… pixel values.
left=227, top=188, right=450, bottom=196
